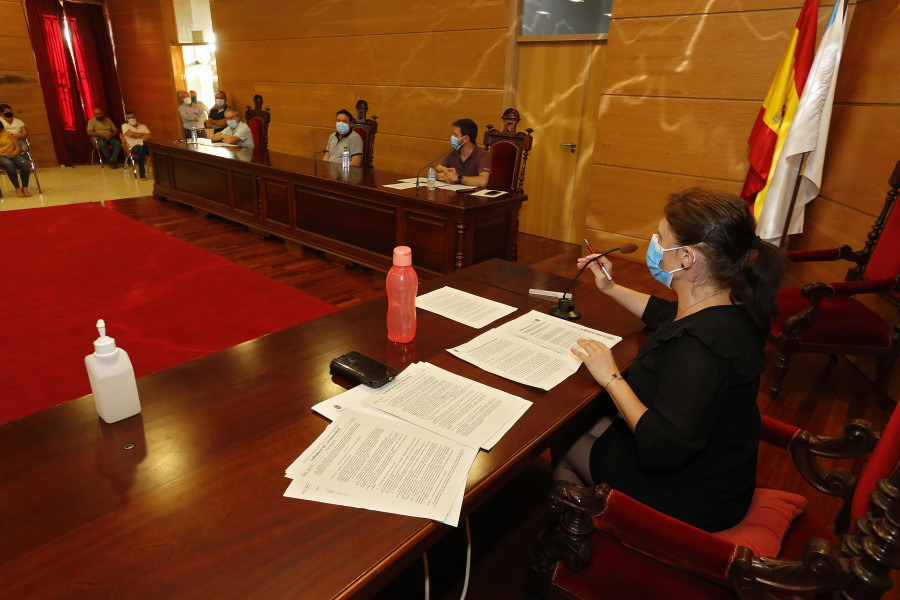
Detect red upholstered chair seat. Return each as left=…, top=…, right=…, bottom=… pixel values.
left=489, top=140, right=520, bottom=191
left=766, top=160, right=900, bottom=400
left=353, top=125, right=368, bottom=157
left=481, top=108, right=533, bottom=192
left=530, top=408, right=900, bottom=599
left=549, top=487, right=811, bottom=600
left=552, top=531, right=737, bottom=600
left=773, top=288, right=894, bottom=348
left=248, top=117, right=263, bottom=148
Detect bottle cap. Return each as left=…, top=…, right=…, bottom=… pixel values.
left=93, top=319, right=118, bottom=357
left=392, top=246, right=412, bottom=266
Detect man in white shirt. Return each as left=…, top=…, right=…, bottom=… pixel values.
left=210, top=108, right=254, bottom=148
left=177, top=91, right=207, bottom=138
left=122, top=110, right=151, bottom=180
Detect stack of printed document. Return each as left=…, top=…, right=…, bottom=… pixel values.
left=284, top=362, right=531, bottom=525
left=382, top=177, right=477, bottom=192
left=448, top=310, right=622, bottom=390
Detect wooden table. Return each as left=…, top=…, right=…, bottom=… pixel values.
left=147, top=140, right=527, bottom=276
left=0, top=260, right=647, bottom=599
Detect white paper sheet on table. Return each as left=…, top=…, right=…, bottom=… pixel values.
left=397, top=177, right=449, bottom=186
left=382, top=182, right=420, bottom=190
left=439, top=184, right=478, bottom=192
left=284, top=409, right=476, bottom=525
left=415, top=286, right=517, bottom=329
left=361, top=362, right=531, bottom=451
left=447, top=310, right=622, bottom=390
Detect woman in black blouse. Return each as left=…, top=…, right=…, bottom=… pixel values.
left=553, top=188, right=785, bottom=532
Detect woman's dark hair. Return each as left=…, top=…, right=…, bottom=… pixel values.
left=0, top=104, right=11, bottom=112
left=664, top=187, right=786, bottom=331
left=215, top=91, right=227, bottom=101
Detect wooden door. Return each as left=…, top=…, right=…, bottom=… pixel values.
left=516, top=41, right=606, bottom=243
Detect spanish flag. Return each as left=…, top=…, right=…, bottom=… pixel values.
left=741, top=0, right=818, bottom=214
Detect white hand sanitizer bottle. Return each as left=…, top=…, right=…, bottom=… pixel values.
left=85, top=319, right=141, bottom=423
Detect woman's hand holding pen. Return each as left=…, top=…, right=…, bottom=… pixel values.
left=577, top=254, right=615, bottom=292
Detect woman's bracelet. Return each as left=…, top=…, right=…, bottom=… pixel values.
left=606, top=373, right=623, bottom=389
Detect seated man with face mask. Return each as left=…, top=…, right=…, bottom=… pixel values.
left=210, top=108, right=254, bottom=148
left=435, top=118, right=490, bottom=188
left=321, top=109, right=363, bottom=167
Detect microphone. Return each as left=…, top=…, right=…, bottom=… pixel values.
left=313, top=150, right=325, bottom=175
left=415, top=148, right=454, bottom=196
left=549, top=243, right=639, bottom=320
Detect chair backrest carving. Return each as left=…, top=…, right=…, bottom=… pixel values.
left=244, top=94, right=271, bottom=150
left=482, top=108, right=533, bottom=192
left=351, top=99, right=378, bottom=168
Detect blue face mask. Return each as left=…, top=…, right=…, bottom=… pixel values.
left=191, top=95, right=198, bottom=103
left=646, top=233, right=691, bottom=288
left=450, top=135, right=465, bottom=150
left=226, top=120, right=238, bottom=130
left=336, top=122, right=350, bottom=135
left=215, top=98, right=225, bottom=107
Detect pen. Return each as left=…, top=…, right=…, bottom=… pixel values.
left=584, top=238, right=612, bottom=281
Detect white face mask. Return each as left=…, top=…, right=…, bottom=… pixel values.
left=128, top=118, right=137, bottom=126
left=183, top=97, right=192, bottom=105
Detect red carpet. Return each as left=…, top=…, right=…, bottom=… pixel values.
left=1, top=203, right=338, bottom=423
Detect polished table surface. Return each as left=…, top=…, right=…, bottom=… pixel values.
left=0, top=260, right=647, bottom=599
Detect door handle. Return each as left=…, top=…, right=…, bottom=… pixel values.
left=560, top=143, right=576, bottom=153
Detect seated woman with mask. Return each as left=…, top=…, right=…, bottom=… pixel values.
left=553, top=188, right=785, bottom=532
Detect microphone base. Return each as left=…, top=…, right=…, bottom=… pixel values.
left=549, top=298, right=581, bottom=320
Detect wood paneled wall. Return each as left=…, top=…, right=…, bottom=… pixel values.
left=106, top=0, right=183, bottom=142
left=587, top=0, right=900, bottom=393
left=210, top=0, right=512, bottom=174
left=588, top=0, right=900, bottom=288
left=1, top=0, right=54, bottom=166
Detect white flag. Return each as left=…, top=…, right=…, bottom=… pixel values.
left=756, top=0, right=848, bottom=242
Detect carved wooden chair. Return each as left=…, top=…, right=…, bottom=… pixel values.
left=351, top=99, right=378, bottom=168
left=482, top=108, right=533, bottom=192
left=769, top=161, right=900, bottom=401
left=526, top=405, right=900, bottom=600
left=244, top=94, right=271, bottom=150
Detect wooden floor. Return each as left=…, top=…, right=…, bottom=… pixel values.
left=107, top=196, right=898, bottom=599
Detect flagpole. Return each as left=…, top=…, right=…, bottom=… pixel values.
left=779, top=151, right=809, bottom=248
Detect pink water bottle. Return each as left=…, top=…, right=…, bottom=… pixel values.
left=386, top=246, right=418, bottom=343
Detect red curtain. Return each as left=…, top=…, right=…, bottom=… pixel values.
left=25, top=0, right=124, bottom=164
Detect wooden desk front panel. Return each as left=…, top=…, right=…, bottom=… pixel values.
left=148, top=141, right=525, bottom=275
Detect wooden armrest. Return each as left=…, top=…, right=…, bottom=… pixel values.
left=786, top=245, right=855, bottom=263
left=731, top=539, right=844, bottom=600
left=830, top=276, right=900, bottom=296
left=789, top=420, right=877, bottom=499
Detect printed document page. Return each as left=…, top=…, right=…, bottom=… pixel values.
left=284, top=409, right=476, bottom=525
left=362, top=362, right=531, bottom=450
left=447, top=311, right=622, bottom=390
left=498, top=311, right=622, bottom=354
left=312, top=384, right=402, bottom=422
left=416, top=286, right=517, bottom=329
